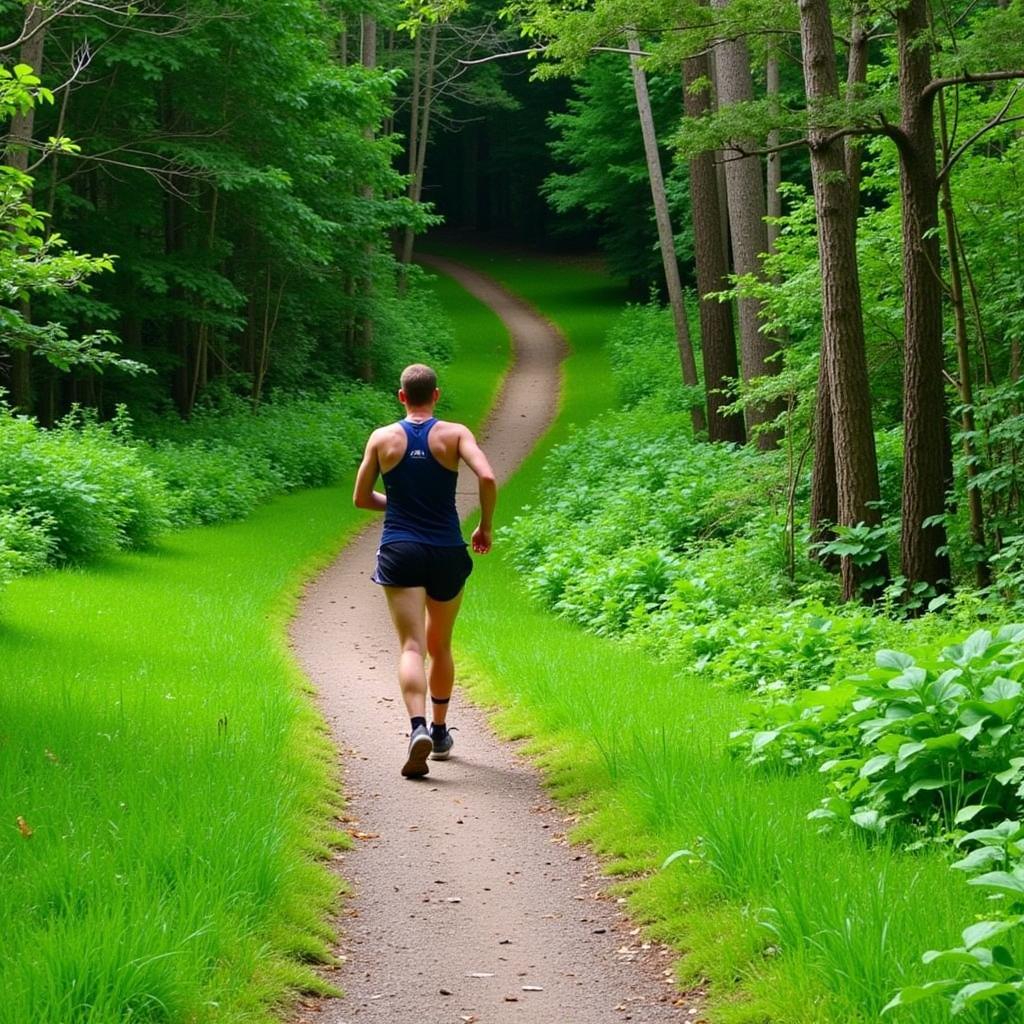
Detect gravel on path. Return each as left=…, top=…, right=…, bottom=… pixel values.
left=290, top=256, right=691, bottom=1024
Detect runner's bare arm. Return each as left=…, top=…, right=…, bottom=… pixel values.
left=458, top=428, right=496, bottom=553
left=353, top=433, right=387, bottom=512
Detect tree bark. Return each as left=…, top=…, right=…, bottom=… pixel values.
left=896, top=0, right=952, bottom=591
left=812, top=3, right=870, bottom=559
left=683, top=53, right=745, bottom=444
left=626, top=28, right=704, bottom=433
left=800, top=0, right=888, bottom=601
left=711, top=0, right=783, bottom=448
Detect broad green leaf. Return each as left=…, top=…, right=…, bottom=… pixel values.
left=751, top=730, right=779, bottom=753
left=962, top=917, right=1024, bottom=950
left=881, top=979, right=959, bottom=1013
left=860, top=754, right=894, bottom=778
left=968, top=870, right=1024, bottom=898
left=876, top=649, right=915, bottom=671
left=905, top=778, right=947, bottom=798
left=851, top=809, right=886, bottom=832
left=953, top=804, right=993, bottom=826
left=950, top=980, right=1022, bottom=1014
left=957, top=719, right=988, bottom=742
left=982, top=677, right=1022, bottom=705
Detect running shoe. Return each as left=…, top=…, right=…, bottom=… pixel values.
left=430, top=724, right=455, bottom=760
left=401, top=724, right=432, bottom=778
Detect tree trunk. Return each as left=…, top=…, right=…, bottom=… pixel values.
left=845, top=4, right=869, bottom=202
left=683, top=53, right=745, bottom=444
left=626, top=27, right=704, bottom=433
left=813, top=3, right=871, bottom=559
left=896, top=0, right=952, bottom=592
left=711, top=0, right=783, bottom=448
left=800, top=0, right=889, bottom=601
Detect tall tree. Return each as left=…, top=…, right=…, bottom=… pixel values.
left=710, top=0, right=782, bottom=448
left=626, top=26, right=704, bottom=433
left=799, top=0, right=887, bottom=601
left=683, top=49, right=745, bottom=444
left=894, top=0, right=952, bottom=591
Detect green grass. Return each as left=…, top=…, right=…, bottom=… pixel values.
left=0, top=274, right=510, bottom=1024
left=0, top=492, right=365, bottom=1024
left=433, top=248, right=986, bottom=1024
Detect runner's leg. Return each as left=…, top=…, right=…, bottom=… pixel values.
left=425, top=590, right=463, bottom=726
left=384, top=586, right=429, bottom=719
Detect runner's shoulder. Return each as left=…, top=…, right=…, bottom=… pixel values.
left=432, top=419, right=473, bottom=440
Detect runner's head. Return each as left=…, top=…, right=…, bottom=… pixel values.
left=399, top=364, right=439, bottom=409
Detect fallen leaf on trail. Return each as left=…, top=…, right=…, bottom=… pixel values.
left=444, top=897, right=462, bottom=903
left=349, top=831, right=379, bottom=841
left=16, top=816, right=32, bottom=838
left=522, top=986, right=543, bottom=992
left=504, top=995, right=519, bottom=1002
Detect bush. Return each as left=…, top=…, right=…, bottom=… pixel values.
left=0, top=406, right=167, bottom=563
left=0, top=508, right=55, bottom=587
left=606, top=300, right=705, bottom=412
left=733, top=625, right=1024, bottom=839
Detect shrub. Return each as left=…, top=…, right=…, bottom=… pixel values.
left=733, top=625, right=1024, bottom=839
left=0, top=508, right=55, bottom=590
left=0, top=406, right=166, bottom=562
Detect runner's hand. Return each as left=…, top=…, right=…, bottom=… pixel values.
left=471, top=526, right=492, bottom=554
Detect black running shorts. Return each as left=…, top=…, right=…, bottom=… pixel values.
left=371, top=542, right=473, bottom=602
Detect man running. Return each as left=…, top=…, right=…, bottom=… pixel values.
left=353, top=363, right=497, bottom=778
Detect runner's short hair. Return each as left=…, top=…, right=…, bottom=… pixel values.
left=400, top=363, right=437, bottom=405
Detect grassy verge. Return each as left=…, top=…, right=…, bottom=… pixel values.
left=0, top=267, right=509, bottom=1024
left=438, top=248, right=982, bottom=1024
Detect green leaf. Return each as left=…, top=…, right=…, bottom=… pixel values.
left=661, top=848, right=696, bottom=870
left=950, top=980, right=1022, bottom=1014
left=968, top=871, right=1024, bottom=898
left=982, top=677, right=1023, bottom=705
left=962, top=917, right=1024, bottom=950
left=954, top=804, right=993, bottom=826
left=860, top=754, right=894, bottom=778
left=881, top=979, right=959, bottom=1013
left=905, top=778, right=948, bottom=798
left=876, top=649, right=915, bottom=671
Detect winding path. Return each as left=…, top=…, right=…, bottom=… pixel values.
left=290, top=256, right=685, bottom=1024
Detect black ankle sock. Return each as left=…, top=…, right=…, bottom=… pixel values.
left=430, top=722, right=447, bottom=737
left=411, top=716, right=427, bottom=732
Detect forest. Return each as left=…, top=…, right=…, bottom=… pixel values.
left=4, top=0, right=1024, bottom=1021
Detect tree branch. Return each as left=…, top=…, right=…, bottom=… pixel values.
left=923, top=69, right=1024, bottom=101
left=937, top=84, right=1024, bottom=182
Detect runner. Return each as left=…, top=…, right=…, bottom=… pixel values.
left=353, top=363, right=497, bottom=778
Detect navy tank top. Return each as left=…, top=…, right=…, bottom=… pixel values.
left=380, top=419, right=464, bottom=547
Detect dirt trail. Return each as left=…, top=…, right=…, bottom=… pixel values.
left=290, top=256, right=685, bottom=1024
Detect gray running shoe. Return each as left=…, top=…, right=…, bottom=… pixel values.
left=430, top=725, right=455, bottom=761
left=401, top=725, right=432, bottom=778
